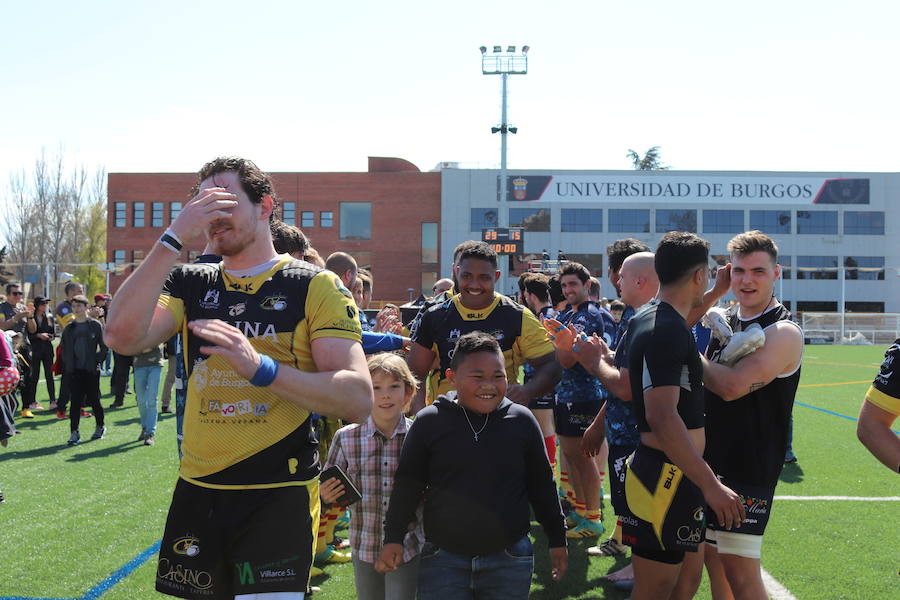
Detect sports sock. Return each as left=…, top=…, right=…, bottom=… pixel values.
left=315, top=505, right=342, bottom=554
left=612, top=520, right=623, bottom=543
left=543, top=435, right=557, bottom=469
left=575, top=501, right=587, bottom=519
left=586, top=509, right=602, bottom=522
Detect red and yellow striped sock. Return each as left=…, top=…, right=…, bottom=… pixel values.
left=575, top=501, right=587, bottom=519
left=586, top=509, right=602, bottom=523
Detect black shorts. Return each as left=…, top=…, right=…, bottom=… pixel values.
left=608, top=443, right=637, bottom=517
left=621, top=445, right=705, bottom=560
left=707, top=476, right=775, bottom=536
left=554, top=397, right=603, bottom=437
left=527, top=393, right=555, bottom=411
left=156, top=478, right=318, bottom=599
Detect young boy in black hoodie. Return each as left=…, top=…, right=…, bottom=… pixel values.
left=378, top=332, right=567, bottom=599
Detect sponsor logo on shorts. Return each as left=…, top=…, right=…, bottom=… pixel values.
left=157, top=557, right=213, bottom=591
left=621, top=533, right=637, bottom=546
left=235, top=556, right=302, bottom=586
left=693, top=507, right=705, bottom=522
left=200, top=290, right=220, bottom=309
left=620, top=515, right=639, bottom=527
left=172, top=536, right=200, bottom=557
left=677, top=526, right=703, bottom=543
left=741, top=495, right=769, bottom=516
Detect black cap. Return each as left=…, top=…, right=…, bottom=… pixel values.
left=33, top=296, right=48, bottom=305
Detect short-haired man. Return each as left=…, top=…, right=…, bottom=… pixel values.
left=53, top=281, right=84, bottom=418
left=271, top=219, right=310, bottom=258
left=553, top=262, right=617, bottom=540
left=408, top=242, right=559, bottom=416
left=324, top=252, right=358, bottom=290
left=0, top=284, right=32, bottom=418
left=518, top=272, right=558, bottom=469
left=105, top=156, right=372, bottom=600
left=689, top=231, right=804, bottom=600
left=61, top=295, right=108, bottom=445
left=858, top=340, right=900, bottom=473
left=621, top=232, right=744, bottom=600
left=431, top=278, right=453, bottom=297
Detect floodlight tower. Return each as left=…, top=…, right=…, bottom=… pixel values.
left=480, top=44, right=529, bottom=294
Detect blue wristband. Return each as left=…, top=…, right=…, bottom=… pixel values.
left=249, top=354, right=279, bottom=387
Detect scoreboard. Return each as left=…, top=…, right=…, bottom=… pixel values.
left=481, top=227, right=524, bottom=255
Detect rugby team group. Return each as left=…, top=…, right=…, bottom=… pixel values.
left=2, top=156, right=897, bottom=600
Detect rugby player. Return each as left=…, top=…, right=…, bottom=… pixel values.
left=407, top=242, right=559, bottom=416
left=621, top=232, right=744, bottom=600
left=553, top=262, right=617, bottom=539
left=105, top=156, right=372, bottom=600
left=858, top=339, right=900, bottom=473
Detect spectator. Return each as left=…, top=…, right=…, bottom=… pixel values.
left=25, top=296, right=56, bottom=411
left=133, top=343, right=164, bottom=446
left=60, top=295, right=108, bottom=446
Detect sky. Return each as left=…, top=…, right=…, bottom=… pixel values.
left=2, top=0, right=898, bottom=200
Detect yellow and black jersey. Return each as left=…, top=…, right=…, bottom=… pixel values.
left=54, top=300, right=75, bottom=329
left=412, top=293, right=553, bottom=397
left=157, top=256, right=362, bottom=490
left=866, top=338, right=900, bottom=416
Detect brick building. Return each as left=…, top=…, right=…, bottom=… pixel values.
left=107, top=157, right=441, bottom=302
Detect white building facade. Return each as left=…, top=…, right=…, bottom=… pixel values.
left=440, top=168, right=897, bottom=313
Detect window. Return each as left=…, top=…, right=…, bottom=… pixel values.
left=301, top=211, right=315, bottom=228
left=703, top=210, right=744, bottom=234
left=320, top=211, right=333, bottom=227
left=750, top=210, right=791, bottom=234
left=844, top=256, right=884, bottom=280
left=566, top=254, right=603, bottom=277
left=561, top=209, right=603, bottom=232
left=797, top=255, right=838, bottom=280
left=421, top=272, right=438, bottom=297
left=114, top=202, right=126, bottom=227
left=133, top=202, right=145, bottom=227
left=170, top=202, right=182, bottom=223
left=470, top=208, right=499, bottom=231
left=797, top=211, right=837, bottom=234
left=151, top=202, right=164, bottom=227
left=282, top=202, right=296, bottom=225
left=340, top=202, right=371, bottom=239
left=609, top=209, right=650, bottom=233
left=846, top=301, right=884, bottom=312
left=844, top=211, right=884, bottom=235
left=422, top=223, right=438, bottom=263
left=113, top=250, right=125, bottom=264
left=132, top=249, right=145, bottom=267
left=655, top=209, right=697, bottom=233
left=780, top=255, right=791, bottom=280
left=509, top=208, right=550, bottom=232
left=797, top=301, right=838, bottom=312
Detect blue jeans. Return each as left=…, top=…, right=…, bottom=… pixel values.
left=417, top=535, right=534, bottom=600
left=134, top=365, right=162, bottom=436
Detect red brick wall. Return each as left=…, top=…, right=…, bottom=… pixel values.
left=107, top=161, right=441, bottom=303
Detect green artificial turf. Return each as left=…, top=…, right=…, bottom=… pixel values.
left=0, top=345, right=896, bottom=599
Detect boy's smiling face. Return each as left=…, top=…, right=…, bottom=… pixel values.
left=371, top=370, right=409, bottom=425
left=447, top=350, right=507, bottom=415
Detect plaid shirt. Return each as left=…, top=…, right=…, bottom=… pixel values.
left=325, top=415, right=424, bottom=564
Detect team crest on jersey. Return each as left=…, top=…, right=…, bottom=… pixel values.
left=489, top=329, right=505, bottom=342
left=334, top=278, right=352, bottom=299
left=448, top=329, right=461, bottom=343
left=228, top=302, right=246, bottom=317
left=260, top=295, right=287, bottom=311
left=201, top=290, right=220, bottom=309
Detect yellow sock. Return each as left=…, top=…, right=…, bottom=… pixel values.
left=586, top=509, right=602, bottom=522
left=575, top=501, right=587, bottom=518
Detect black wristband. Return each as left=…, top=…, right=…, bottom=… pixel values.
left=160, top=232, right=183, bottom=254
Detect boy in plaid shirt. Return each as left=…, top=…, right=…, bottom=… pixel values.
left=322, top=353, right=423, bottom=600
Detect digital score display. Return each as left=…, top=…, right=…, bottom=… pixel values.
left=481, top=227, right=524, bottom=255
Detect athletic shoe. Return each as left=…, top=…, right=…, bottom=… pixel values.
left=161, top=406, right=172, bottom=414
left=108, top=401, right=124, bottom=409
left=784, top=453, right=798, bottom=464
left=20, top=409, right=34, bottom=419
left=144, top=435, right=155, bottom=446
left=0, top=489, right=5, bottom=503
left=29, top=402, right=44, bottom=411
left=565, top=509, right=584, bottom=529
left=49, top=401, right=58, bottom=410
left=612, top=579, right=635, bottom=592
left=55, top=411, right=67, bottom=419
left=91, top=426, right=106, bottom=440
left=314, top=545, right=352, bottom=565
left=309, top=566, right=325, bottom=578
left=587, top=538, right=628, bottom=557
left=331, top=536, right=351, bottom=550
left=67, top=431, right=80, bottom=446
left=80, top=410, right=92, bottom=418
left=137, top=429, right=147, bottom=442
left=566, top=518, right=604, bottom=539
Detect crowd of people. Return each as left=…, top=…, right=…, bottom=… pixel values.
left=2, top=155, right=898, bottom=600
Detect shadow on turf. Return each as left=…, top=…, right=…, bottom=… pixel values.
left=779, top=462, right=804, bottom=483
left=66, top=439, right=146, bottom=461
left=530, top=523, right=630, bottom=600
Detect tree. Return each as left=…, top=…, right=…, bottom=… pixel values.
left=626, top=146, right=670, bottom=171
left=74, top=169, right=108, bottom=294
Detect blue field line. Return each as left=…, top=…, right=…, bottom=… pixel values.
left=796, top=401, right=900, bottom=434
left=0, top=540, right=160, bottom=600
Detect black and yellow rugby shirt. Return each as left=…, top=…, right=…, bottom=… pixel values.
left=157, top=256, right=362, bottom=490
left=412, top=293, right=553, bottom=397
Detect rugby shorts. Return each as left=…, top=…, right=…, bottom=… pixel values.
left=705, top=476, right=775, bottom=559
left=553, top=397, right=603, bottom=437
left=607, top=443, right=637, bottom=516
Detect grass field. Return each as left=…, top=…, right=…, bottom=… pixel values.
left=0, top=345, right=896, bottom=599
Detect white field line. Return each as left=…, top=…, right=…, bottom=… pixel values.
left=775, top=495, right=900, bottom=501
left=761, top=567, right=798, bottom=600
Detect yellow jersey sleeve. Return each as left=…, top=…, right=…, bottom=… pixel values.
left=516, top=307, right=554, bottom=360
left=156, top=295, right=185, bottom=339
left=865, top=385, right=900, bottom=416
left=305, top=271, right=363, bottom=343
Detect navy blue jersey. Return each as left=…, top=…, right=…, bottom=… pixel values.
left=556, top=302, right=617, bottom=404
